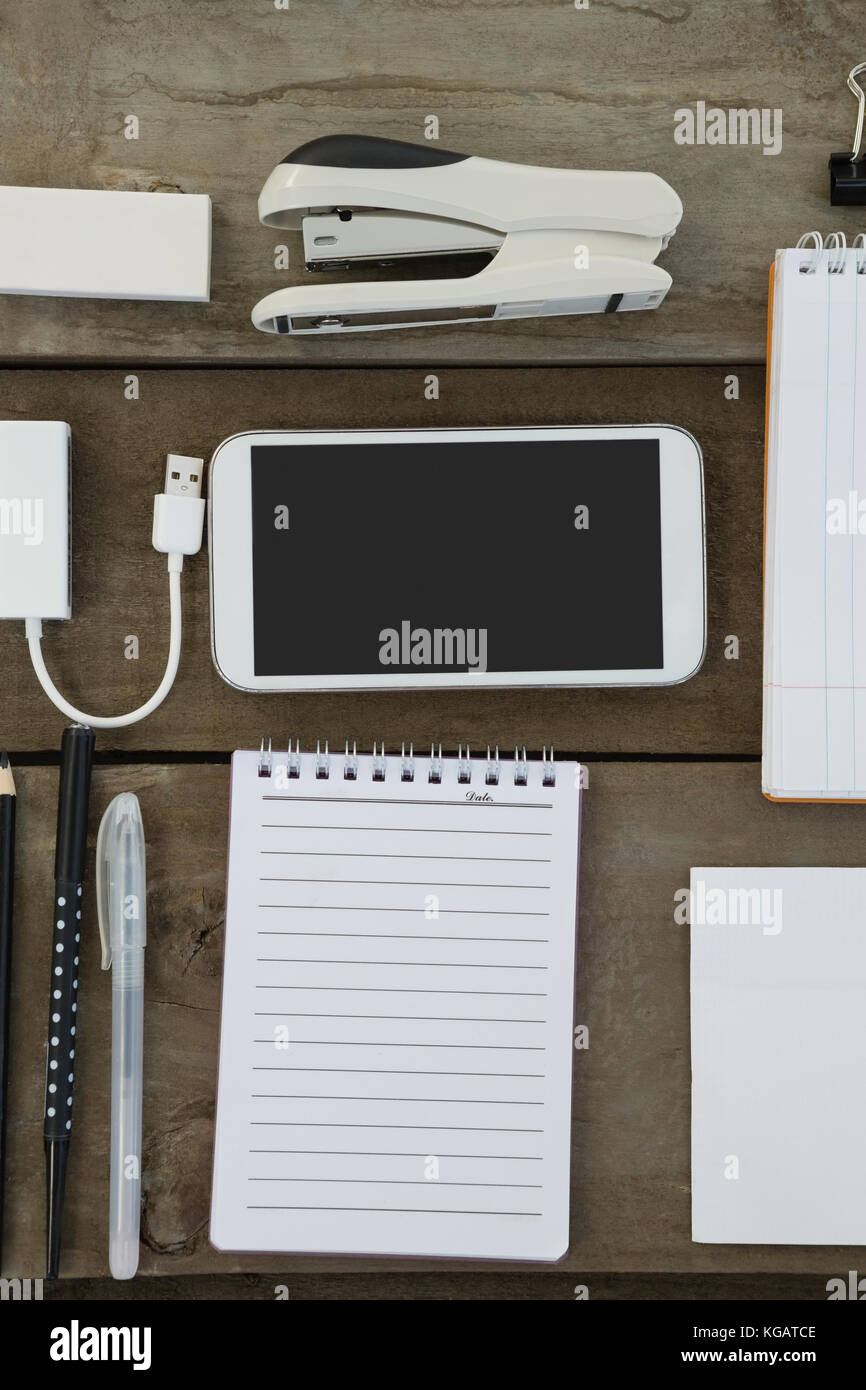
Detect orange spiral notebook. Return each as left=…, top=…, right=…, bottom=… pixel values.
left=764, top=233, right=866, bottom=800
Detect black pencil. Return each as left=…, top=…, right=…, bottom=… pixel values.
left=44, top=725, right=94, bottom=1280
left=0, top=751, right=16, bottom=1268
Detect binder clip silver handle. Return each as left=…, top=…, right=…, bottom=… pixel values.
left=848, top=63, right=866, bottom=162
left=829, top=63, right=866, bottom=205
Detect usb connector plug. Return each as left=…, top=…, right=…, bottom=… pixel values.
left=152, top=454, right=206, bottom=567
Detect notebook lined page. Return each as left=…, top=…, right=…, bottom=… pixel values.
left=853, top=278, right=866, bottom=788
left=210, top=749, right=581, bottom=1261
left=764, top=246, right=866, bottom=797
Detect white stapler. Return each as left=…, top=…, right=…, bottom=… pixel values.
left=251, top=135, right=683, bottom=335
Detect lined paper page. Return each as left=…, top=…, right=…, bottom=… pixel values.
left=853, top=272, right=866, bottom=787
left=211, top=749, right=581, bottom=1261
left=764, top=247, right=866, bottom=797
left=824, top=253, right=858, bottom=789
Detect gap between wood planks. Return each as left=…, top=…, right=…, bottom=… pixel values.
left=5, top=750, right=762, bottom=767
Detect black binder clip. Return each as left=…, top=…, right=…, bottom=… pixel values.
left=830, top=63, right=866, bottom=204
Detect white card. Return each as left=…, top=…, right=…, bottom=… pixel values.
left=691, top=866, right=866, bottom=1244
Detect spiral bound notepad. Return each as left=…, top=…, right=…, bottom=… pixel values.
left=764, top=232, right=866, bottom=799
left=210, top=743, right=582, bottom=1262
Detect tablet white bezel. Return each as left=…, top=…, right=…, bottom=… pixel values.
left=209, top=425, right=705, bottom=691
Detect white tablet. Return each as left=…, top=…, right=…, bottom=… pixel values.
left=209, top=425, right=705, bottom=692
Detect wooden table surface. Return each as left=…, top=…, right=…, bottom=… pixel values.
left=1, top=1, right=862, bottom=1299
left=2, top=0, right=864, bottom=367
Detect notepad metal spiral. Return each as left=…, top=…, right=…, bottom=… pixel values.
left=795, top=229, right=866, bottom=274
left=256, top=737, right=556, bottom=785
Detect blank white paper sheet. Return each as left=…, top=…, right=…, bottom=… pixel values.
left=691, top=866, right=866, bottom=1244
left=211, top=749, right=582, bottom=1261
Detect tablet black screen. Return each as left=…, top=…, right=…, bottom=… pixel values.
left=250, top=438, right=663, bottom=677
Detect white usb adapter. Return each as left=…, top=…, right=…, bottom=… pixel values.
left=1, top=422, right=205, bottom=729
left=0, top=420, right=71, bottom=620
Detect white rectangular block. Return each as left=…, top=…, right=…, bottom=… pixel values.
left=0, top=421, right=71, bottom=620
left=691, top=866, right=866, bottom=1244
left=0, top=186, right=211, bottom=302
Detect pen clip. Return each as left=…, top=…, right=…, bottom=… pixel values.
left=96, top=799, right=113, bottom=970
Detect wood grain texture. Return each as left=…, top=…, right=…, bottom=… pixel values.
left=0, top=367, right=762, bottom=753
left=4, top=760, right=865, bottom=1279
left=0, top=0, right=856, bottom=1300
left=0, top=0, right=862, bottom=364
left=45, top=1272, right=837, bottom=1301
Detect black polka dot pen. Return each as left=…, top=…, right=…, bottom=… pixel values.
left=44, top=723, right=95, bottom=1280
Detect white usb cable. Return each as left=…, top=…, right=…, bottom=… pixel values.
left=25, top=455, right=205, bottom=729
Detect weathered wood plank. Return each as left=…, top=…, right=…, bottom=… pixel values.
left=45, top=1272, right=834, bottom=1301
left=3, top=761, right=863, bottom=1278
left=0, top=0, right=860, bottom=365
left=0, top=367, right=763, bottom=753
